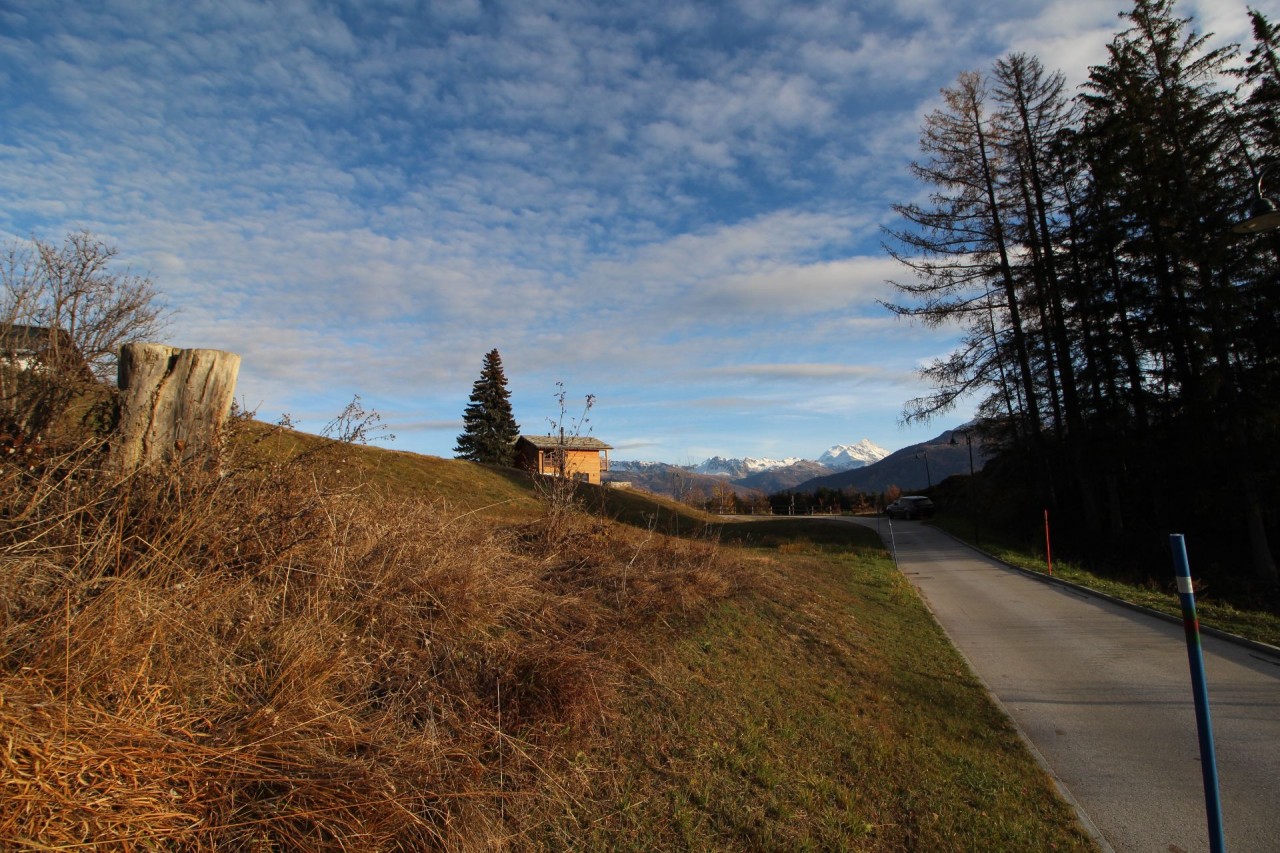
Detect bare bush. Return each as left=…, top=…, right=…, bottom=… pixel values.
left=322, top=394, right=395, bottom=445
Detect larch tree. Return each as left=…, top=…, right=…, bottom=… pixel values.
left=454, top=349, right=520, bottom=466
left=883, top=70, right=1043, bottom=444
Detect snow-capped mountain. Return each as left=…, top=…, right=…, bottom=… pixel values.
left=691, top=456, right=805, bottom=479
left=609, top=460, right=672, bottom=474
left=611, top=440, right=890, bottom=480
left=606, top=433, right=975, bottom=499
left=818, top=439, right=890, bottom=470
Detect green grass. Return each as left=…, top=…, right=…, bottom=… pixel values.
left=242, top=420, right=727, bottom=534
left=580, top=481, right=721, bottom=536
left=238, top=419, right=546, bottom=518
left=931, top=513, right=1280, bottom=649
left=537, top=521, right=1096, bottom=851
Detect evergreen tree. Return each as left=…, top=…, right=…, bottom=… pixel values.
left=1238, top=9, right=1280, bottom=162
left=883, top=70, right=1044, bottom=443
left=887, top=1, right=1280, bottom=584
left=454, top=349, right=520, bottom=466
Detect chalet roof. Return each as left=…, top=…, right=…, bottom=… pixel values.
left=517, top=434, right=612, bottom=451
left=2, top=324, right=67, bottom=353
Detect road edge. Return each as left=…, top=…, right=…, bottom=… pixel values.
left=833, top=514, right=1117, bottom=851
left=923, top=522, right=1280, bottom=660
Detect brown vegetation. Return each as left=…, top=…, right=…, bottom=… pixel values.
left=0, top=419, right=740, bottom=850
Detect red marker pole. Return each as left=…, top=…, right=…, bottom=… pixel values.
left=1044, top=509, right=1053, bottom=576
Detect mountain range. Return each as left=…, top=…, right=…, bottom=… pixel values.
left=797, top=428, right=989, bottom=494
left=606, top=430, right=987, bottom=499
left=612, top=438, right=889, bottom=479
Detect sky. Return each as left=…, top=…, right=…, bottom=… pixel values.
left=0, top=0, right=1269, bottom=463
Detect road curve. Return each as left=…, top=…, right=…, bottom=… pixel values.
left=846, top=516, right=1280, bottom=853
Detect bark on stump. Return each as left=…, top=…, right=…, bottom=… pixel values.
left=112, top=343, right=241, bottom=473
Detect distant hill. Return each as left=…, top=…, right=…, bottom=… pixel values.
left=736, top=460, right=835, bottom=493
left=792, top=429, right=988, bottom=494
left=604, top=460, right=764, bottom=501
left=606, top=432, right=989, bottom=500
left=609, top=438, right=890, bottom=499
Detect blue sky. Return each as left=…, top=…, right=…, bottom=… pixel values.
left=0, top=0, right=1266, bottom=463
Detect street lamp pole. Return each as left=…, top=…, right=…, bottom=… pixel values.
left=950, top=430, right=975, bottom=477
left=950, top=429, right=979, bottom=545
left=1231, top=166, right=1280, bottom=235
left=915, top=450, right=932, bottom=489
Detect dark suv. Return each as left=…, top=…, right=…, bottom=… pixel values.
left=885, top=496, right=935, bottom=520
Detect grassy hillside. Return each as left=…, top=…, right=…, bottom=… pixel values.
left=0, top=419, right=1095, bottom=850
left=238, top=419, right=546, bottom=518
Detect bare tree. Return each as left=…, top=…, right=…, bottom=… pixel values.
left=1, top=231, right=168, bottom=382
left=0, top=231, right=168, bottom=437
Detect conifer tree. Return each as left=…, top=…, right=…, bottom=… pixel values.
left=883, top=70, right=1043, bottom=441
left=1239, top=9, right=1280, bottom=161
left=886, top=1, right=1280, bottom=582
left=454, top=349, right=520, bottom=466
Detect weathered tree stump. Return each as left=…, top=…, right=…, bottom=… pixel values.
left=111, top=343, right=241, bottom=472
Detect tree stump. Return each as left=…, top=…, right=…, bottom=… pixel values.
left=112, top=343, right=241, bottom=473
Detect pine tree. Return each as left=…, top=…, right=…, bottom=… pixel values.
left=454, top=349, right=520, bottom=466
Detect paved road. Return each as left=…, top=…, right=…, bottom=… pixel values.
left=848, top=516, right=1280, bottom=853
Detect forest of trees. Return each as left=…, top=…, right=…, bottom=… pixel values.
left=885, top=0, right=1280, bottom=592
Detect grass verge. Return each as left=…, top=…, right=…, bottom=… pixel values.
left=538, top=520, right=1097, bottom=851
left=931, top=514, right=1280, bottom=649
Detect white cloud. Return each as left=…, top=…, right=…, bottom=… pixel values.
left=701, top=362, right=903, bottom=382
left=1, top=0, right=1258, bottom=462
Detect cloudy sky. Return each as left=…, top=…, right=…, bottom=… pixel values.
left=0, top=0, right=1266, bottom=462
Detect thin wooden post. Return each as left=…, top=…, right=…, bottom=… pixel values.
left=1044, top=508, right=1053, bottom=576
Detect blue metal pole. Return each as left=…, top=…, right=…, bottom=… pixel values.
left=1170, top=533, right=1227, bottom=853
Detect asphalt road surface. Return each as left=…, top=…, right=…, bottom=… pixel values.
left=847, top=516, right=1280, bottom=853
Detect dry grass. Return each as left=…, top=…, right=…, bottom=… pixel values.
left=0, top=421, right=740, bottom=851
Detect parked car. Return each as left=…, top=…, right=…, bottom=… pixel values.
left=885, top=496, right=935, bottom=520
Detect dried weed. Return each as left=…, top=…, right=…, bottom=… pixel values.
left=0, top=424, right=739, bottom=850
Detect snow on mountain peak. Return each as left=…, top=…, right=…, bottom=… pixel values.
left=691, top=456, right=804, bottom=478
left=818, top=439, right=889, bottom=470
left=612, top=440, right=892, bottom=480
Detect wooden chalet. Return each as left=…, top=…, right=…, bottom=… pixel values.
left=0, top=324, right=91, bottom=378
left=514, top=434, right=612, bottom=485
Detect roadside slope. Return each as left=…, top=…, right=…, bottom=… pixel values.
left=541, top=520, right=1097, bottom=851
